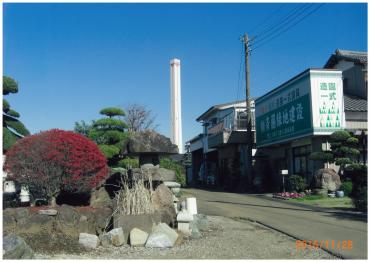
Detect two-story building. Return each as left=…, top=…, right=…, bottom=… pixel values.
left=188, top=100, right=256, bottom=191
left=255, top=50, right=367, bottom=191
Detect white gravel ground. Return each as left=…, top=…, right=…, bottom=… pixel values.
left=34, top=216, right=336, bottom=259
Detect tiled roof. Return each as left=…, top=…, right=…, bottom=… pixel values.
left=324, top=49, right=368, bottom=68
left=344, top=94, right=368, bottom=112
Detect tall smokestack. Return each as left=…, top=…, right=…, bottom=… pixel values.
left=170, top=58, right=183, bottom=154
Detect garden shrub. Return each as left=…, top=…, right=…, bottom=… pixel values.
left=160, top=157, right=186, bottom=186
left=117, top=157, right=139, bottom=169
left=4, top=129, right=109, bottom=205
left=349, top=165, right=367, bottom=212
left=286, top=175, right=306, bottom=192
left=339, top=180, right=353, bottom=196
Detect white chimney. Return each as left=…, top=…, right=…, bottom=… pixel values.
left=170, top=58, right=183, bottom=154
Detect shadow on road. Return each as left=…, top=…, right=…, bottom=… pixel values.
left=206, top=200, right=368, bottom=222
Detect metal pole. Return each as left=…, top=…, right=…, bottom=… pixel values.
left=243, top=34, right=253, bottom=188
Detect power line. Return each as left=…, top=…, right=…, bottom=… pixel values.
left=249, top=4, right=286, bottom=35
left=251, top=4, right=309, bottom=42
left=250, top=4, right=325, bottom=52
left=251, top=4, right=314, bottom=46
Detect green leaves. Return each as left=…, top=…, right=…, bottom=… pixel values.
left=3, top=99, right=10, bottom=113
left=309, top=151, right=334, bottom=162
left=6, top=109, right=20, bottom=118
left=3, top=76, right=30, bottom=152
left=330, top=130, right=351, bottom=141
left=4, top=115, right=30, bottom=137
left=98, top=144, right=120, bottom=159
left=100, top=107, right=125, bottom=117
left=3, top=76, right=18, bottom=95
left=3, top=127, right=19, bottom=151
left=93, top=118, right=128, bottom=131
left=79, top=106, right=130, bottom=166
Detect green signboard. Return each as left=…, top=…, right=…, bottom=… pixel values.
left=255, top=69, right=344, bottom=147
left=256, top=94, right=312, bottom=147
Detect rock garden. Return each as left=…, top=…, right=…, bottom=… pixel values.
left=3, top=126, right=210, bottom=259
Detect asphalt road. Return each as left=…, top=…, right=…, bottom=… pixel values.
left=183, top=188, right=368, bottom=259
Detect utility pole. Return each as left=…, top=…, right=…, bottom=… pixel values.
left=243, top=34, right=253, bottom=189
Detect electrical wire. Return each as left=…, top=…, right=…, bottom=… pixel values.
left=251, top=4, right=314, bottom=46
left=248, top=4, right=287, bottom=36
left=250, top=4, right=325, bottom=52
left=251, top=4, right=309, bottom=42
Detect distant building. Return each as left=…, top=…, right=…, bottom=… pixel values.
left=254, top=49, right=368, bottom=191
left=324, top=49, right=367, bottom=99
left=188, top=100, right=256, bottom=190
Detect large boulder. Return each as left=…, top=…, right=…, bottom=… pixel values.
left=313, top=168, right=341, bottom=191
left=93, top=207, right=113, bottom=235
left=156, top=168, right=176, bottom=182
left=3, top=234, right=34, bottom=259
left=3, top=212, right=16, bottom=235
left=17, top=213, right=54, bottom=235
left=152, top=184, right=177, bottom=226
left=90, top=187, right=113, bottom=209
left=54, top=205, right=80, bottom=238
left=127, top=130, right=178, bottom=155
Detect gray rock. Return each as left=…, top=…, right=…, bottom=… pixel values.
left=99, top=233, right=111, bottom=247
left=127, top=130, right=178, bottom=154
left=152, top=223, right=178, bottom=245
left=157, top=168, right=176, bottom=182
left=145, top=232, right=173, bottom=248
left=191, top=226, right=202, bottom=239
left=3, top=213, right=16, bottom=235
left=94, top=207, right=113, bottom=235
left=90, top=187, right=113, bottom=209
left=58, top=204, right=79, bottom=225
left=152, top=184, right=177, bottom=226
left=171, top=188, right=181, bottom=194
left=129, top=228, right=149, bottom=247
left=164, top=181, right=181, bottom=188
left=79, top=233, right=100, bottom=249
left=313, top=168, right=341, bottom=191
left=38, top=209, right=58, bottom=216
left=191, top=214, right=208, bottom=231
left=17, top=214, right=54, bottom=235
left=113, top=213, right=161, bottom=244
left=3, top=234, right=34, bottom=259
left=13, top=208, right=29, bottom=223
left=108, top=227, right=125, bottom=246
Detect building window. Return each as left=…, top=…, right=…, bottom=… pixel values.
left=293, top=145, right=312, bottom=178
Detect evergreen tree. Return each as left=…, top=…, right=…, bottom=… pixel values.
left=88, top=107, right=128, bottom=166
left=309, top=130, right=361, bottom=176
left=3, top=76, right=30, bottom=152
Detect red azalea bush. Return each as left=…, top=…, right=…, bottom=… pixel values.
left=4, top=129, right=109, bottom=205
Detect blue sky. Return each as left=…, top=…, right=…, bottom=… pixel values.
left=3, top=3, right=367, bottom=145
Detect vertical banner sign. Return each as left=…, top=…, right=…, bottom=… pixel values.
left=310, top=71, right=344, bottom=134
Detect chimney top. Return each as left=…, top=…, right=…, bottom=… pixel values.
left=170, top=58, right=181, bottom=65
